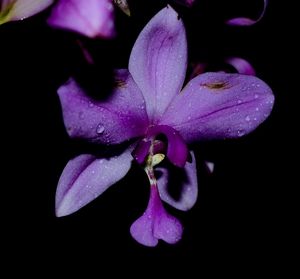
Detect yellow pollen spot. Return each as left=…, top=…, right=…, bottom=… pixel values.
left=151, top=154, right=165, bottom=167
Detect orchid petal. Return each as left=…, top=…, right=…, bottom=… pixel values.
left=47, top=0, right=115, bottom=38
left=157, top=151, right=198, bottom=211
left=0, top=0, right=53, bottom=25
left=129, top=6, right=187, bottom=121
left=225, top=57, right=256, bottom=75
left=226, top=0, right=268, bottom=26
left=58, top=70, right=148, bottom=145
left=132, top=139, right=151, bottom=164
left=56, top=146, right=133, bottom=217
left=161, top=72, right=274, bottom=143
left=130, top=185, right=182, bottom=247
left=147, top=125, right=188, bottom=168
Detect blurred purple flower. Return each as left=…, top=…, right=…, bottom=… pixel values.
left=48, top=0, right=115, bottom=38
left=0, top=0, right=53, bottom=25
left=56, top=6, right=274, bottom=246
left=174, top=0, right=195, bottom=7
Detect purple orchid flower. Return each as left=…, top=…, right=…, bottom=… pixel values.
left=47, top=0, right=115, bottom=38
left=0, top=0, right=54, bottom=25
left=56, top=6, right=274, bottom=246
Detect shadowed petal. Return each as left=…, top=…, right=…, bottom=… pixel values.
left=226, top=0, right=268, bottom=26
left=225, top=57, right=256, bottom=76
left=58, top=70, right=149, bottom=145
left=0, top=0, right=53, bottom=25
left=130, top=185, right=182, bottom=247
left=129, top=6, right=187, bottom=121
left=157, top=151, right=198, bottom=211
left=161, top=72, right=274, bottom=143
left=47, top=0, right=115, bottom=38
left=56, top=147, right=133, bottom=217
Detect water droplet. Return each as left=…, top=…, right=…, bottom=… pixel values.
left=187, top=116, right=191, bottom=120
left=237, top=100, right=242, bottom=104
left=237, top=130, right=245, bottom=137
left=88, top=102, right=94, bottom=108
left=256, top=84, right=261, bottom=88
left=96, top=124, right=105, bottom=134
left=254, top=94, right=259, bottom=99
left=255, top=107, right=259, bottom=111
left=245, top=116, right=251, bottom=122
left=253, top=117, right=257, bottom=121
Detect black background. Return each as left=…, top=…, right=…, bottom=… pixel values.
left=1, top=0, right=296, bottom=270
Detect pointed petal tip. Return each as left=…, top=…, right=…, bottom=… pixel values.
left=55, top=150, right=133, bottom=218
left=128, top=6, right=187, bottom=121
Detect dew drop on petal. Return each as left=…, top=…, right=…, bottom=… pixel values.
left=237, top=99, right=242, bottom=104
left=88, top=102, right=94, bottom=108
left=254, top=94, right=259, bottom=99
left=245, top=116, right=251, bottom=122
left=96, top=124, right=105, bottom=134
left=237, top=130, right=245, bottom=137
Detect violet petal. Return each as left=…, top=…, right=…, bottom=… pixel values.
left=161, top=72, right=274, bottom=143
left=132, top=139, right=151, bottom=164
left=157, top=151, right=198, bottom=211
left=47, top=0, right=115, bottom=38
left=130, top=185, right=182, bottom=247
left=56, top=146, right=133, bottom=217
left=129, top=6, right=187, bottom=121
left=147, top=125, right=188, bottom=168
left=226, top=0, right=268, bottom=26
left=58, top=70, right=149, bottom=145
left=225, top=57, right=256, bottom=75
